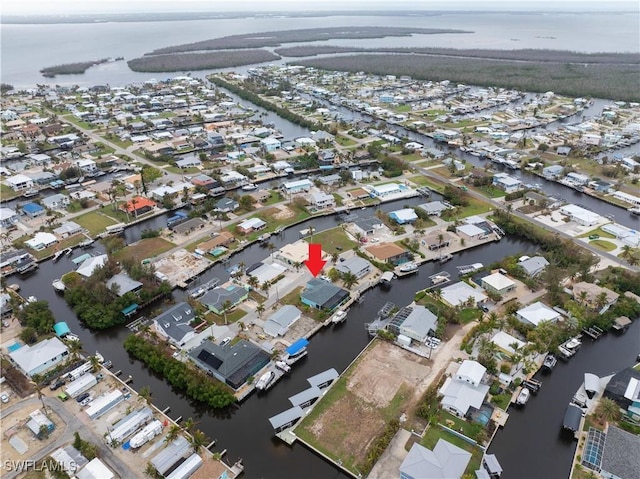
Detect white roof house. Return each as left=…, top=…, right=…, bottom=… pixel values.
left=456, top=224, right=486, bottom=239
left=77, top=254, right=108, bottom=277
left=9, top=337, right=69, bottom=377
left=370, top=183, right=401, bottom=197
left=440, top=282, right=488, bottom=307
left=491, top=331, right=526, bottom=355
left=263, top=305, right=302, bottom=337
left=516, top=301, right=561, bottom=327
left=559, top=204, right=604, bottom=226
left=400, top=441, right=471, bottom=479
left=76, top=458, right=114, bottom=479
left=389, top=208, right=418, bottom=224
left=481, top=272, right=516, bottom=295
left=455, top=360, right=486, bottom=387
left=25, top=232, right=58, bottom=251
left=439, top=377, right=490, bottom=418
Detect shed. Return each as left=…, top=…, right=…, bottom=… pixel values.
left=268, top=406, right=303, bottom=432
left=26, top=409, right=55, bottom=437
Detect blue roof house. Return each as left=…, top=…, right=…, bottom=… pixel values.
left=22, top=203, right=46, bottom=218
left=389, top=208, right=418, bottom=225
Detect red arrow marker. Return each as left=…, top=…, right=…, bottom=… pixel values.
left=304, top=243, right=326, bottom=277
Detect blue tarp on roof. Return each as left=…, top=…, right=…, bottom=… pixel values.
left=286, top=338, right=309, bottom=356
left=53, top=322, right=71, bottom=337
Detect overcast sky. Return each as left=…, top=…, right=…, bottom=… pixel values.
left=3, top=0, right=638, bottom=15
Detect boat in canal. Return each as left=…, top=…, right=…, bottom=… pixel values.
left=256, top=371, right=276, bottom=391
left=275, top=361, right=291, bottom=373
left=242, top=183, right=258, bottom=191
left=559, top=336, right=582, bottom=359
left=628, top=206, right=640, bottom=215
left=284, top=338, right=309, bottom=366
left=515, top=387, right=530, bottom=406
left=331, top=310, right=347, bottom=324
left=542, top=354, right=557, bottom=372
left=258, top=233, right=272, bottom=243
left=398, top=262, right=418, bottom=275
left=52, top=278, right=66, bottom=292
left=79, top=238, right=94, bottom=248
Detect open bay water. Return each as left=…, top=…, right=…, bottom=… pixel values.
left=2, top=11, right=639, bottom=88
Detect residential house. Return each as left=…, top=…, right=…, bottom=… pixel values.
left=439, top=360, right=490, bottom=418
left=455, top=360, right=486, bottom=387
left=542, top=165, right=564, bottom=179
left=220, top=170, right=247, bottom=187
left=518, top=256, right=549, bottom=277
left=9, top=337, right=69, bottom=377
left=41, top=193, right=71, bottom=210
left=491, top=331, right=526, bottom=355
left=0, top=207, right=19, bottom=228
left=389, top=208, right=418, bottom=224
left=237, top=217, right=266, bottom=234
left=263, top=305, right=302, bottom=337
left=153, top=302, right=198, bottom=347
left=600, top=425, right=640, bottom=479
left=559, top=204, right=603, bottom=226
left=53, top=221, right=83, bottom=239
left=190, top=174, right=220, bottom=191
left=25, top=232, right=58, bottom=251
left=5, top=174, right=34, bottom=191
left=417, top=201, right=450, bottom=217
left=516, top=301, right=561, bottom=327
left=175, top=157, right=202, bottom=169
left=73, top=159, right=98, bottom=174
left=260, top=137, right=282, bottom=153
left=612, top=191, right=640, bottom=207
left=556, top=146, right=571, bottom=156
left=122, top=197, right=156, bottom=216
left=440, top=282, right=488, bottom=308
left=589, top=180, right=614, bottom=193
left=199, top=285, right=249, bottom=315
left=565, top=172, right=590, bottom=185
left=523, top=191, right=547, bottom=206
left=318, top=174, right=341, bottom=186
left=400, top=441, right=471, bottom=479
left=370, top=183, right=403, bottom=198
left=215, top=197, right=239, bottom=213
left=190, top=339, right=270, bottom=390
left=456, top=224, right=487, bottom=240
left=481, top=272, right=516, bottom=296
left=318, top=149, right=336, bottom=168
left=572, top=281, right=619, bottom=310
left=300, top=278, right=349, bottom=312
left=22, top=203, right=45, bottom=218
left=195, top=231, right=235, bottom=255
left=281, top=179, right=312, bottom=195
left=352, top=217, right=384, bottom=236
left=308, top=191, right=336, bottom=210
left=492, top=173, right=521, bottom=193
left=603, top=367, right=640, bottom=411
left=106, top=273, right=143, bottom=297
left=424, top=231, right=453, bottom=250
left=365, top=242, right=412, bottom=266
left=335, top=256, right=372, bottom=280
left=276, top=240, right=329, bottom=266
left=388, top=305, right=438, bottom=343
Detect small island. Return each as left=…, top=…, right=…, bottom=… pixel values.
left=127, top=50, right=280, bottom=72
left=40, top=57, right=123, bottom=77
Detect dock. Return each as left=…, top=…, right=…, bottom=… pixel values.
left=428, top=271, right=451, bottom=286
left=581, top=325, right=603, bottom=340
left=457, top=263, right=484, bottom=275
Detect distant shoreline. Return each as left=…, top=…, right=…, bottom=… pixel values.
left=3, top=9, right=638, bottom=25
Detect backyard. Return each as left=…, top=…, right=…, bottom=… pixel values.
left=112, top=237, right=175, bottom=263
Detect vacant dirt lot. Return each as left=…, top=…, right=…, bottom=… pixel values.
left=298, top=340, right=432, bottom=473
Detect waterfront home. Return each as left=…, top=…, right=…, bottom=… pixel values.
left=542, top=164, right=564, bottom=179
left=491, top=331, right=526, bottom=355
left=417, top=201, right=450, bottom=217
left=281, top=179, right=312, bottom=195
left=589, top=180, right=614, bottom=193
left=106, top=273, right=143, bottom=297
left=153, top=302, right=197, bottom=348
left=53, top=221, right=83, bottom=239
left=439, top=362, right=490, bottom=418
left=400, top=440, right=471, bottom=479
left=199, top=285, right=249, bottom=315
left=612, top=190, right=640, bottom=206
left=603, top=367, right=640, bottom=412
left=572, top=281, right=619, bottom=310
left=122, top=197, right=156, bottom=216
left=352, top=217, right=384, bottom=237
left=190, top=173, right=218, bottom=190
left=335, top=256, right=373, bottom=280
left=9, top=337, right=69, bottom=377
left=76, top=254, right=108, bottom=278
left=388, top=305, right=437, bottom=343
left=516, top=301, right=561, bottom=327
left=195, top=232, right=235, bottom=255
left=73, top=158, right=98, bottom=174
left=456, top=224, right=487, bottom=240
left=175, top=157, right=202, bottom=169
left=41, top=193, right=71, bottom=210
left=271, top=160, right=292, bottom=172
left=389, top=208, right=418, bottom=225
left=492, top=173, right=521, bottom=193
left=189, top=339, right=270, bottom=390
left=263, top=305, right=302, bottom=337
left=22, top=203, right=46, bottom=218
left=214, top=197, right=239, bottom=213
left=424, top=230, right=453, bottom=250
left=5, top=173, right=34, bottom=191
left=365, top=242, right=412, bottom=266
left=318, top=149, right=336, bottom=168
left=565, top=172, right=590, bottom=186
left=318, top=174, right=341, bottom=186
left=599, top=426, right=640, bottom=479
left=440, top=282, right=487, bottom=308
left=559, top=204, right=604, bottom=226
left=369, top=183, right=403, bottom=198
left=517, top=255, right=549, bottom=277
left=276, top=240, right=329, bottom=266
left=308, top=191, right=336, bottom=210
left=0, top=208, right=19, bottom=228
left=0, top=249, right=33, bottom=270
left=220, top=170, right=248, bottom=186
left=601, top=223, right=640, bottom=248
left=300, top=278, right=349, bottom=312
left=25, top=232, right=58, bottom=251
left=237, top=217, right=267, bottom=234
left=481, top=272, right=516, bottom=296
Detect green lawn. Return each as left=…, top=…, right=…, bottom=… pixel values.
left=393, top=104, right=412, bottom=113
left=578, top=227, right=616, bottom=239
left=421, top=426, right=482, bottom=476
left=491, top=393, right=511, bottom=410
left=408, top=175, right=446, bottom=192
left=13, top=234, right=87, bottom=260
left=227, top=206, right=311, bottom=241
left=1, top=184, right=20, bottom=200
left=164, top=166, right=202, bottom=174
left=476, top=185, right=506, bottom=198
left=112, top=237, right=175, bottom=262
left=335, top=135, right=357, bottom=147
left=107, top=137, right=133, bottom=149
left=73, top=211, right=119, bottom=236
left=443, top=197, right=493, bottom=220
left=459, top=308, right=482, bottom=324
left=205, top=308, right=247, bottom=325
left=399, top=152, right=424, bottom=162
left=589, top=239, right=616, bottom=252
left=63, top=114, right=95, bottom=130
left=309, top=227, right=357, bottom=255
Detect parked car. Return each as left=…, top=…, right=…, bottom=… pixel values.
left=50, top=379, right=65, bottom=391
left=58, top=392, right=69, bottom=401
left=1, top=393, right=9, bottom=403
left=76, top=392, right=90, bottom=403
left=588, top=234, right=600, bottom=240
left=220, top=337, right=232, bottom=347
left=80, top=396, right=93, bottom=407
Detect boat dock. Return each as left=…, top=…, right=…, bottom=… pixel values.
left=428, top=271, right=451, bottom=286
left=188, top=277, right=220, bottom=299
left=457, top=263, right=484, bottom=275
left=581, top=325, right=603, bottom=340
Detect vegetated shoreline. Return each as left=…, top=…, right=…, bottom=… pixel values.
left=275, top=45, right=640, bottom=64
left=294, top=54, right=640, bottom=103
left=40, top=58, right=122, bottom=77
left=145, top=27, right=472, bottom=55
left=128, top=50, right=280, bottom=72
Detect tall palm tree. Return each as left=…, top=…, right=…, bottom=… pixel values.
left=341, top=271, right=359, bottom=289
left=89, top=355, right=101, bottom=373
left=139, top=386, right=152, bottom=404
left=620, top=245, right=632, bottom=260
left=164, top=424, right=180, bottom=443
left=331, top=252, right=339, bottom=264
left=221, top=300, right=232, bottom=325
left=578, top=290, right=589, bottom=306
left=595, top=291, right=609, bottom=310
left=189, top=429, right=208, bottom=453
left=183, top=417, right=197, bottom=433
left=67, top=339, right=83, bottom=360
left=247, top=275, right=259, bottom=290
left=256, top=303, right=265, bottom=318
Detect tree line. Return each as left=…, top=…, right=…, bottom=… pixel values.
left=40, top=58, right=111, bottom=77
left=128, top=50, right=280, bottom=73
left=123, top=334, right=236, bottom=409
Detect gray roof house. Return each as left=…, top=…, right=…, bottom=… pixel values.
left=439, top=366, right=490, bottom=419
left=189, top=339, right=270, bottom=389
left=106, top=273, right=143, bottom=297
left=263, top=305, right=302, bottom=337
left=352, top=217, right=384, bottom=236
left=9, top=337, right=69, bottom=377
left=518, top=256, right=550, bottom=277
left=600, top=425, right=640, bottom=479
left=199, top=285, right=249, bottom=315
left=389, top=306, right=438, bottom=343
left=335, top=256, right=372, bottom=279
left=300, top=278, right=349, bottom=312
left=53, top=221, right=83, bottom=239
left=153, top=302, right=197, bottom=347
left=418, top=201, right=451, bottom=216
left=215, top=197, right=239, bottom=213
left=400, top=440, right=472, bottom=479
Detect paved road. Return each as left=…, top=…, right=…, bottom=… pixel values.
left=2, top=396, right=138, bottom=479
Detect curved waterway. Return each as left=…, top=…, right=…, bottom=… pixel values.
left=489, top=319, right=640, bottom=479
left=12, top=203, right=542, bottom=478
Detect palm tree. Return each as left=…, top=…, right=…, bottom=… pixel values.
left=628, top=255, right=639, bottom=266
left=221, top=300, right=232, bottom=325
left=189, top=429, right=208, bottom=453
left=130, top=197, right=138, bottom=218
left=331, top=252, right=339, bottom=263
left=139, top=386, right=152, bottom=404
left=30, top=374, right=46, bottom=410
left=620, top=245, right=632, bottom=260
left=431, top=288, right=443, bottom=301
left=595, top=291, right=609, bottom=310
left=247, top=275, right=259, bottom=290
left=183, top=417, right=197, bottom=433
left=341, top=271, right=359, bottom=289
left=164, top=424, right=181, bottom=443
left=67, top=339, right=83, bottom=360
left=267, top=242, right=276, bottom=259
left=293, top=261, right=302, bottom=272
left=89, top=355, right=101, bottom=373
left=256, top=303, right=265, bottom=318
left=594, top=398, right=621, bottom=424
left=578, top=290, right=589, bottom=306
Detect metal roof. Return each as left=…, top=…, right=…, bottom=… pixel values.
left=584, top=373, right=600, bottom=394
left=307, top=368, right=338, bottom=389
left=268, top=406, right=303, bottom=431
left=151, top=436, right=190, bottom=475
left=286, top=338, right=309, bottom=355
left=562, top=404, right=583, bottom=432
left=289, top=386, right=322, bottom=407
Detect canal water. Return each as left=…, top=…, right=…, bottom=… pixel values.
left=489, top=319, right=640, bottom=479
left=11, top=202, right=544, bottom=478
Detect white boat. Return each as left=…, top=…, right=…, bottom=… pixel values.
left=27, top=296, right=38, bottom=303
left=542, top=354, right=557, bottom=371
left=431, top=275, right=449, bottom=285
left=559, top=337, right=582, bottom=358
left=79, top=238, right=95, bottom=248
left=52, top=250, right=65, bottom=262
left=256, top=371, right=275, bottom=391
left=438, top=253, right=453, bottom=264
left=64, top=333, right=81, bottom=343
left=629, top=207, right=640, bottom=215
left=52, top=279, right=66, bottom=292
left=275, top=361, right=291, bottom=373
left=242, top=183, right=258, bottom=191
left=95, top=351, right=105, bottom=364
left=331, top=310, right=347, bottom=324
left=399, top=262, right=418, bottom=272
left=516, top=387, right=530, bottom=405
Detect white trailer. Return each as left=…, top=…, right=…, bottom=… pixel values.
left=129, top=420, right=163, bottom=449
left=64, top=374, right=97, bottom=398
